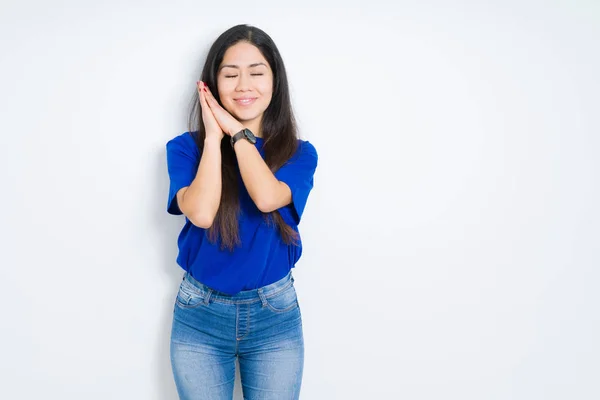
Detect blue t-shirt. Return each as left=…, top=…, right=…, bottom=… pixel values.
left=166, top=131, right=318, bottom=295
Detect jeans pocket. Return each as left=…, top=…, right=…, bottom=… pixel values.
left=264, top=284, right=299, bottom=313
left=175, top=277, right=205, bottom=308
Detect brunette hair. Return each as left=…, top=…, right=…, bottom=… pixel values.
left=187, top=24, right=299, bottom=251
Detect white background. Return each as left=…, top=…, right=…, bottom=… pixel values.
left=1, top=1, right=598, bottom=399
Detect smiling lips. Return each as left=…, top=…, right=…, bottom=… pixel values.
left=234, top=97, right=257, bottom=106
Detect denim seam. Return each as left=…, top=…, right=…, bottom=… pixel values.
left=180, top=281, right=204, bottom=298
left=236, top=304, right=251, bottom=341
left=185, top=279, right=293, bottom=305
left=265, top=299, right=299, bottom=314
left=180, top=284, right=256, bottom=305
left=235, top=303, right=239, bottom=342
left=175, top=288, right=205, bottom=309
left=263, top=280, right=294, bottom=299
left=174, top=297, right=205, bottom=309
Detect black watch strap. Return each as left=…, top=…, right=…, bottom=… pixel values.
left=230, top=128, right=256, bottom=148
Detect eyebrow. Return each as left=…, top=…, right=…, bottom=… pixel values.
left=219, top=62, right=268, bottom=70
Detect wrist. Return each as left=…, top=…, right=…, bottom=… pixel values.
left=229, top=125, right=245, bottom=137
left=204, top=136, right=222, bottom=147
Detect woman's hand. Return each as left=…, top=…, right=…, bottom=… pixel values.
left=198, top=81, right=224, bottom=142
left=202, top=83, right=245, bottom=137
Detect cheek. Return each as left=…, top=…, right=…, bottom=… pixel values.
left=258, top=83, right=273, bottom=102
left=261, top=94, right=273, bottom=108
left=217, top=80, right=234, bottom=99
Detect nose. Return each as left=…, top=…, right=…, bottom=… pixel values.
left=235, top=72, right=251, bottom=92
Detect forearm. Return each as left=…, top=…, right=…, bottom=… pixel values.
left=234, top=139, right=285, bottom=212
left=179, top=137, right=222, bottom=227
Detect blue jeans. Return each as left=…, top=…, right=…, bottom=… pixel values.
left=170, top=270, right=304, bottom=399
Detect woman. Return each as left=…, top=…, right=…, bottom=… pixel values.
left=166, top=24, right=318, bottom=400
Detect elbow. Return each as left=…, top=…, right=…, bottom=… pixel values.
left=188, top=213, right=214, bottom=229
left=255, top=198, right=277, bottom=214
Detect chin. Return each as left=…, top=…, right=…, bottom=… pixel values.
left=233, top=110, right=263, bottom=123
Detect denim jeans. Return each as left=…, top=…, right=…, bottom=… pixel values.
left=170, top=270, right=304, bottom=399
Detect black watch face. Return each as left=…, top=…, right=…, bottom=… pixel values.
left=244, top=129, right=257, bottom=144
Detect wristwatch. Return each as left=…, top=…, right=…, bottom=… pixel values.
left=231, top=128, right=257, bottom=148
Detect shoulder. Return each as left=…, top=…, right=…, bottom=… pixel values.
left=295, top=139, right=318, bottom=161
left=166, top=131, right=199, bottom=158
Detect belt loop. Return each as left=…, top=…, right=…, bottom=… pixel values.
left=203, top=288, right=212, bottom=305
left=257, top=288, right=268, bottom=307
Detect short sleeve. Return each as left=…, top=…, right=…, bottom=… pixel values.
left=166, top=132, right=200, bottom=215
left=274, top=140, right=318, bottom=225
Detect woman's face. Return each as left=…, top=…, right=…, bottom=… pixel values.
left=217, top=42, right=274, bottom=134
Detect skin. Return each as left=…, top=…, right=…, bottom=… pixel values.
left=176, top=42, right=293, bottom=228
left=214, top=41, right=274, bottom=137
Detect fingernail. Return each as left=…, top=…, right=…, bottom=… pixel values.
left=203, top=82, right=208, bottom=88
left=203, top=88, right=207, bottom=92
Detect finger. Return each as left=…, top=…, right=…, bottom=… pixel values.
left=198, top=81, right=209, bottom=109
left=206, top=95, right=222, bottom=114
left=203, top=86, right=216, bottom=107
left=202, top=84, right=217, bottom=103
left=197, top=81, right=203, bottom=101
left=199, top=84, right=214, bottom=108
left=206, top=90, right=226, bottom=113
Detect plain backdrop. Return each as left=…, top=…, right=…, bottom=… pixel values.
left=1, top=0, right=598, bottom=399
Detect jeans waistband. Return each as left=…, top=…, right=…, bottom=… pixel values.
left=183, top=271, right=294, bottom=304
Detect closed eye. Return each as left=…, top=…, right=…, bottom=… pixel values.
left=224, top=74, right=264, bottom=78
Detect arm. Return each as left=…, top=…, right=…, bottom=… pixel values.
left=177, top=137, right=223, bottom=228
left=233, top=139, right=292, bottom=213
left=199, top=87, right=292, bottom=213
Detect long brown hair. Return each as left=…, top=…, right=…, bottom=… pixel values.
left=187, top=24, right=299, bottom=251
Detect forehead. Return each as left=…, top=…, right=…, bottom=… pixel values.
left=221, top=42, right=269, bottom=67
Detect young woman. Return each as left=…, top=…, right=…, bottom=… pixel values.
left=165, top=24, right=318, bottom=399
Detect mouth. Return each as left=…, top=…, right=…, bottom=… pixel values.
left=234, top=97, right=257, bottom=106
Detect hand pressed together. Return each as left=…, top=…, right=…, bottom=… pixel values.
left=197, top=81, right=224, bottom=142
left=198, top=81, right=245, bottom=137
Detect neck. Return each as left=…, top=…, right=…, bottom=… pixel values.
left=241, top=118, right=262, bottom=138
